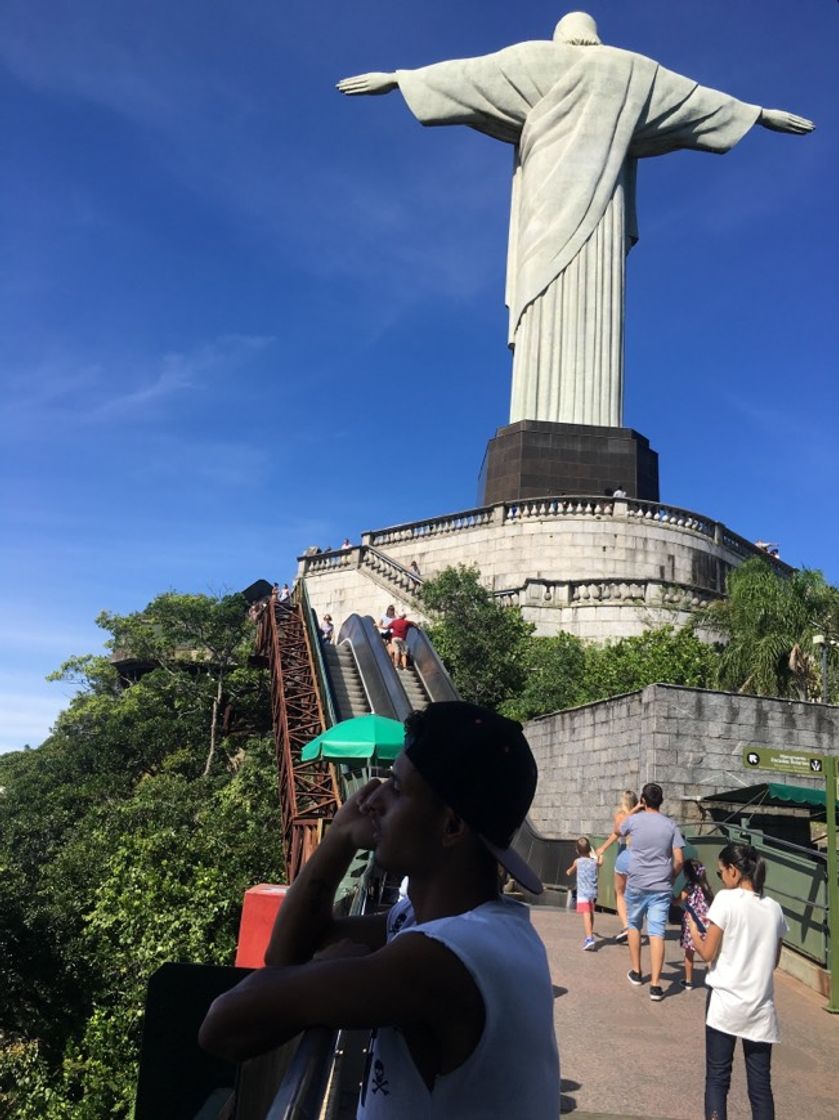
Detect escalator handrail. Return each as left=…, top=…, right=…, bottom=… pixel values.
left=405, top=627, right=459, bottom=703
left=297, top=579, right=339, bottom=729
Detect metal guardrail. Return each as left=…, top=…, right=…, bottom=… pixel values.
left=298, top=580, right=339, bottom=730
left=263, top=864, right=376, bottom=1120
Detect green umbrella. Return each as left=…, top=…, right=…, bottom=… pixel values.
left=300, top=713, right=405, bottom=762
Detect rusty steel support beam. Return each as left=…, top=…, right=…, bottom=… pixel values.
left=257, top=602, right=340, bottom=882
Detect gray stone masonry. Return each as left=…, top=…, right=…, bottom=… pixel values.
left=526, top=684, right=839, bottom=838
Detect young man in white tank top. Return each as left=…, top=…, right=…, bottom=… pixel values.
left=200, top=701, right=561, bottom=1118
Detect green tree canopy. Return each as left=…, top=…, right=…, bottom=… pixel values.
left=419, top=565, right=534, bottom=709
left=702, top=559, right=839, bottom=699
left=0, top=591, right=277, bottom=1119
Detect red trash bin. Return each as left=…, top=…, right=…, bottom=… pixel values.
left=235, top=883, right=289, bottom=968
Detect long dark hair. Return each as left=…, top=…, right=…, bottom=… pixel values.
left=684, top=857, right=714, bottom=905
left=718, top=842, right=766, bottom=896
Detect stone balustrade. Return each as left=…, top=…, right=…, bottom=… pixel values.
left=359, top=547, right=423, bottom=597
left=366, top=507, right=495, bottom=547
left=490, top=577, right=721, bottom=611
left=298, top=494, right=787, bottom=643
left=346, top=497, right=789, bottom=571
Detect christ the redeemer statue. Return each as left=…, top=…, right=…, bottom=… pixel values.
left=338, top=12, right=813, bottom=428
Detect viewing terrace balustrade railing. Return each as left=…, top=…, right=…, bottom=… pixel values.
left=491, top=576, right=723, bottom=610
left=298, top=498, right=791, bottom=573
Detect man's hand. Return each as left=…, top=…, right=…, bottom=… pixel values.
left=329, top=778, right=381, bottom=852
left=759, top=109, right=815, bottom=134
left=337, top=72, right=398, bottom=97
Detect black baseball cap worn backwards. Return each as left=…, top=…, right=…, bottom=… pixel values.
left=404, top=701, right=543, bottom=895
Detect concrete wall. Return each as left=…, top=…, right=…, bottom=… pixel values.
left=526, top=685, right=839, bottom=838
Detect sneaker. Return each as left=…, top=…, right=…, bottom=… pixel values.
left=615, top=928, right=630, bottom=943
left=582, top=936, right=596, bottom=951
left=680, top=979, right=694, bottom=990
left=626, top=969, right=643, bottom=986
left=649, top=985, right=664, bottom=1001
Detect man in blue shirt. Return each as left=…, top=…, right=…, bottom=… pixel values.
left=620, top=782, right=684, bottom=1001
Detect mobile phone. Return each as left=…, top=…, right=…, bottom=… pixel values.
left=683, top=901, right=707, bottom=936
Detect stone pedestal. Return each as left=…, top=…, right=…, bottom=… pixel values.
left=478, top=420, right=659, bottom=505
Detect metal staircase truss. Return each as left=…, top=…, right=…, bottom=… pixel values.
left=257, top=601, right=340, bottom=882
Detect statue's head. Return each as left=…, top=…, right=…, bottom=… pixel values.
left=553, top=11, right=601, bottom=45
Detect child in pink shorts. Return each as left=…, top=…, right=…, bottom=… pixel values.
left=567, top=837, right=600, bottom=950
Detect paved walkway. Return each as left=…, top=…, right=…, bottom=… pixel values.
left=530, top=907, right=838, bottom=1119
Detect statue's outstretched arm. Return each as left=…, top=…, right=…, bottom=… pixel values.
left=759, top=109, right=815, bottom=134
left=337, top=73, right=398, bottom=97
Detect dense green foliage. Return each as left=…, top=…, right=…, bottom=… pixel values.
left=419, top=565, right=535, bottom=708
left=419, top=566, right=721, bottom=722
left=0, top=593, right=280, bottom=1118
left=701, top=559, right=839, bottom=700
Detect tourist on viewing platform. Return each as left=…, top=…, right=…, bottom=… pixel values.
left=685, top=843, right=787, bottom=1120
left=612, top=484, right=627, bottom=498
left=565, top=836, right=600, bottom=950
left=342, top=538, right=352, bottom=549
left=389, top=610, right=414, bottom=671
left=278, top=582, right=291, bottom=607
left=320, top=614, right=334, bottom=644
left=199, top=702, right=561, bottom=1118
left=595, top=788, right=638, bottom=941
left=409, top=560, right=421, bottom=579
left=621, top=782, right=684, bottom=1001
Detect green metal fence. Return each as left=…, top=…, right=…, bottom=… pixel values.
left=592, top=828, right=828, bottom=967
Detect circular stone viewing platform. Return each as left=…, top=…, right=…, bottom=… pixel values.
left=299, top=496, right=788, bottom=642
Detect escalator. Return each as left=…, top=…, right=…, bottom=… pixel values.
left=317, top=609, right=458, bottom=724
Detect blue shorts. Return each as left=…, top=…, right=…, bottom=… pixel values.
left=615, top=848, right=631, bottom=875
left=626, top=889, right=671, bottom=938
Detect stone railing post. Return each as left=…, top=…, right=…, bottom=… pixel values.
left=361, top=532, right=373, bottom=547
left=613, top=499, right=628, bottom=518
left=713, top=522, right=722, bottom=544
left=492, top=503, right=506, bottom=525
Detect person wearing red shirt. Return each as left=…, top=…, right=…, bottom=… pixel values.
left=389, top=611, right=414, bottom=670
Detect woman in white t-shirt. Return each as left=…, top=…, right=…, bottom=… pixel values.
left=685, top=842, right=788, bottom=1120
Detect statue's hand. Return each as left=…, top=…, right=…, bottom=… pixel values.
left=759, top=109, right=815, bottom=135
left=336, top=72, right=398, bottom=97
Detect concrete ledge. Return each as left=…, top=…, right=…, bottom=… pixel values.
left=779, top=944, right=831, bottom=998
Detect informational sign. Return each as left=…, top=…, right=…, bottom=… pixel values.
left=742, top=746, right=825, bottom=777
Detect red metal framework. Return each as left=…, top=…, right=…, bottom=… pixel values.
left=257, top=601, right=340, bottom=882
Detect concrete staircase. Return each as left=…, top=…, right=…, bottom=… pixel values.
left=323, top=643, right=370, bottom=720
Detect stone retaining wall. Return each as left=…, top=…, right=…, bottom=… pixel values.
left=526, top=685, right=839, bottom=837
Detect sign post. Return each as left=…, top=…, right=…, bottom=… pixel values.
left=741, top=746, right=839, bottom=1014
left=823, top=754, right=839, bottom=1014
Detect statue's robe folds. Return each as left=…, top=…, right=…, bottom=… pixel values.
left=397, top=43, right=760, bottom=426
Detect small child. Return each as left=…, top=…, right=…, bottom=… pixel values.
left=566, top=837, right=600, bottom=950
left=679, top=858, right=714, bottom=988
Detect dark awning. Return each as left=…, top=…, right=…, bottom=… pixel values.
left=702, top=782, right=829, bottom=813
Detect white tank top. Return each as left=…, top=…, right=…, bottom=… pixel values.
left=356, top=896, right=560, bottom=1119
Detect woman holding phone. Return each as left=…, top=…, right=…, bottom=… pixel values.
left=685, top=842, right=788, bottom=1120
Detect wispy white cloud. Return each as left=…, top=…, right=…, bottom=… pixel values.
left=2, top=334, right=275, bottom=433
left=0, top=679, right=66, bottom=752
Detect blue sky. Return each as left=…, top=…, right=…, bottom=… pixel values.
left=1, top=1, right=837, bottom=751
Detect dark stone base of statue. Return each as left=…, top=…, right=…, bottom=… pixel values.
left=478, top=420, right=659, bottom=505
